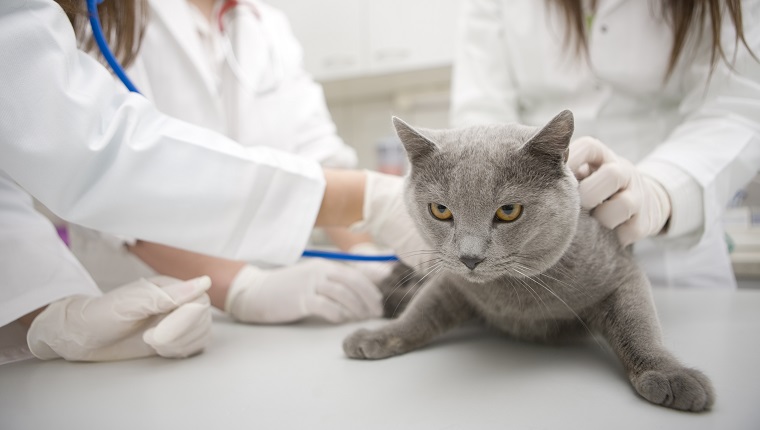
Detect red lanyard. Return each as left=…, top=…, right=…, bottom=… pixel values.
left=217, top=0, right=261, bottom=32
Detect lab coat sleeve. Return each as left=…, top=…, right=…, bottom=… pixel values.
left=0, top=173, right=101, bottom=327
left=265, top=7, right=357, bottom=169
left=0, top=0, right=325, bottom=265
left=450, top=0, right=519, bottom=127
left=637, top=0, right=760, bottom=244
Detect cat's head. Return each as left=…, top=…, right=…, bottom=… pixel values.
left=394, top=110, right=579, bottom=283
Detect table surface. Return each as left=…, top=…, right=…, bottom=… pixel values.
left=1, top=289, right=759, bottom=430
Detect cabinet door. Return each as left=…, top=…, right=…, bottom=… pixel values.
left=266, top=0, right=367, bottom=81
left=367, top=0, right=461, bottom=75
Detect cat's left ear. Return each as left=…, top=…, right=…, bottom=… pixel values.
left=522, top=110, right=574, bottom=164
left=393, top=116, right=439, bottom=164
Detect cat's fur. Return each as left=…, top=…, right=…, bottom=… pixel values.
left=376, top=262, right=420, bottom=318
left=344, top=111, right=714, bottom=412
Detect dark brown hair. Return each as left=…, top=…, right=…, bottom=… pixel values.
left=55, top=0, right=147, bottom=68
left=553, top=0, right=757, bottom=80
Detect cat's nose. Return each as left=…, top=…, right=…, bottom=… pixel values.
left=460, top=255, right=484, bottom=270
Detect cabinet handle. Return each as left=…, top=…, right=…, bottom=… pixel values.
left=323, top=56, right=356, bottom=68
left=374, top=49, right=409, bottom=61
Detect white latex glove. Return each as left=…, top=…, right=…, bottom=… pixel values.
left=27, top=276, right=213, bottom=362
left=346, top=242, right=395, bottom=285
left=224, top=260, right=383, bottom=324
left=568, top=137, right=672, bottom=246
left=352, top=171, right=434, bottom=271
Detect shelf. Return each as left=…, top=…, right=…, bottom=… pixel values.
left=320, top=65, right=452, bottom=104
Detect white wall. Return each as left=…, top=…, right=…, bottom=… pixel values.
left=264, top=0, right=462, bottom=170
left=322, top=67, right=453, bottom=170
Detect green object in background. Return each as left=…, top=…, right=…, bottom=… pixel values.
left=586, top=14, right=594, bottom=30
left=726, top=233, right=735, bottom=254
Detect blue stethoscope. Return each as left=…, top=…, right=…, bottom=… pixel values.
left=85, top=0, right=397, bottom=263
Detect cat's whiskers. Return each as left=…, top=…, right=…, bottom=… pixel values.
left=501, top=277, right=522, bottom=310
left=491, top=255, right=541, bottom=277
left=537, top=271, right=593, bottom=301
left=541, top=259, right=582, bottom=284
left=510, top=267, right=558, bottom=334
left=410, top=266, right=445, bottom=321
left=382, top=258, right=444, bottom=311
left=382, top=266, right=428, bottom=310
left=416, top=266, right=445, bottom=324
left=516, top=260, right=594, bottom=302
left=407, top=255, right=445, bottom=272
left=394, top=249, right=441, bottom=259
left=514, top=263, right=605, bottom=350
left=392, top=263, right=444, bottom=318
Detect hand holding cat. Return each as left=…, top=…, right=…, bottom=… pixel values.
left=224, top=260, right=383, bottom=324
left=346, top=242, right=395, bottom=285
left=352, top=171, right=436, bottom=271
left=27, top=276, right=213, bottom=361
left=568, top=137, right=671, bottom=246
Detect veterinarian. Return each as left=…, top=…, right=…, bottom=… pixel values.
left=451, top=0, right=760, bottom=288
left=0, top=0, right=423, bottom=364
left=67, top=0, right=395, bottom=327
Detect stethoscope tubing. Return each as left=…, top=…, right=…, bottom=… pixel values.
left=86, top=0, right=141, bottom=94
left=84, top=0, right=399, bottom=263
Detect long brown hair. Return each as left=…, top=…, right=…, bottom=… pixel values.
left=55, top=0, right=147, bottom=68
left=553, top=0, right=757, bottom=80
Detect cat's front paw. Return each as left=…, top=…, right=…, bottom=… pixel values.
left=343, top=328, right=408, bottom=360
left=633, top=367, right=715, bottom=412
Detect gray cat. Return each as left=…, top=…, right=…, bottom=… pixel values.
left=343, top=111, right=714, bottom=412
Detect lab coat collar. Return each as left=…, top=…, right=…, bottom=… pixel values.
left=148, top=0, right=218, bottom=98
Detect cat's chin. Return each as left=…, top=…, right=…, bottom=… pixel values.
left=454, top=269, right=497, bottom=284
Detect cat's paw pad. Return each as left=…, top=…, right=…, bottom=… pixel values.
left=634, top=367, right=714, bottom=412
left=343, top=328, right=406, bottom=360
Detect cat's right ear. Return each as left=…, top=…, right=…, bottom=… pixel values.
left=393, top=116, right=438, bottom=164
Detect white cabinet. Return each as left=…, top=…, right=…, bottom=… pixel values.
left=266, top=0, right=367, bottom=81
left=367, top=0, right=460, bottom=75
left=266, top=0, right=461, bottom=81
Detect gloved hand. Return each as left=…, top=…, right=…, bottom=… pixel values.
left=346, top=242, right=395, bottom=285
left=352, top=171, right=434, bottom=271
left=568, top=137, right=672, bottom=246
left=27, top=276, right=213, bottom=362
left=224, top=260, right=383, bottom=324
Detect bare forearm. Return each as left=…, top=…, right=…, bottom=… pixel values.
left=128, top=170, right=366, bottom=308
left=129, top=241, right=245, bottom=309
left=17, top=307, right=45, bottom=327
left=323, top=228, right=373, bottom=251
left=315, top=169, right=366, bottom=228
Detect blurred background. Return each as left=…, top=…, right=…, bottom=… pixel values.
left=267, top=0, right=458, bottom=174
left=268, top=0, right=760, bottom=288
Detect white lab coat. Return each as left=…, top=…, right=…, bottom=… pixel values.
left=0, top=0, right=325, bottom=333
left=451, top=0, right=760, bottom=288
left=131, top=0, right=356, bottom=167
left=69, top=0, right=357, bottom=289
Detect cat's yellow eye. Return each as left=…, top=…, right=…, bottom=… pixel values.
left=495, top=204, right=523, bottom=222
left=429, top=203, right=453, bottom=221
